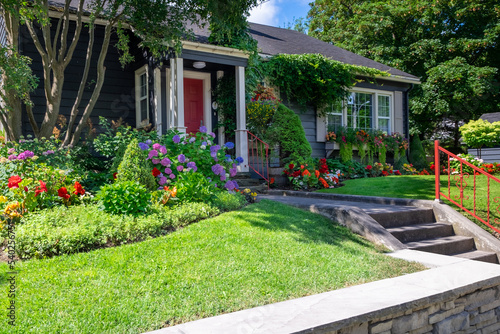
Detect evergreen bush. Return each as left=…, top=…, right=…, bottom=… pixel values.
left=116, top=139, right=157, bottom=191
left=268, top=104, right=312, bottom=165
left=409, top=136, right=428, bottom=171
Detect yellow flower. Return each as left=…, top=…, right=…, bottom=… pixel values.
left=244, top=188, right=251, bottom=194
left=251, top=192, right=257, bottom=197
left=0, top=196, right=8, bottom=203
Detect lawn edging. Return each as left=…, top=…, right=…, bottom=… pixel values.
left=147, top=251, right=500, bottom=334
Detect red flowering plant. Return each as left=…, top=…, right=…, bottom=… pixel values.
left=283, top=159, right=341, bottom=190
left=365, top=162, right=394, bottom=177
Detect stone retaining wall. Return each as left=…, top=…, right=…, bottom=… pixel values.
left=340, top=285, right=500, bottom=334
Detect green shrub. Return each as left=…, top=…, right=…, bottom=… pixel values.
left=326, top=159, right=367, bottom=179
left=176, top=172, right=220, bottom=204
left=268, top=104, right=312, bottom=165
left=98, top=181, right=150, bottom=216
left=213, top=192, right=247, bottom=212
left=12, top=202, right=221, bottom=259
left=116, top=138, right=157, bottom=191
left=409, top=136, right=428, bottom=171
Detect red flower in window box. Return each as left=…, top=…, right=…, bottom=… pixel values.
left=152, top=167, right=161, bottom=177
left=8, top=175, right=22, bottom=189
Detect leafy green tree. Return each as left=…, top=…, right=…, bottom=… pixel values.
left=0, top=0, right=262, bottom=144
left=460, top=119, right=500, bottom=157
left=308, top=0, right=500, bottom=147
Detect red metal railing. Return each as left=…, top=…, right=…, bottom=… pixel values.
left=434, top=140, right=500, bottom=234
left=247, top=131, right=270, bottom=189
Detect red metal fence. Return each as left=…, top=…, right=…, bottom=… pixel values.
left=434, top=140, right=500, bottom=234
left=247, top=131, right=270, bottom=189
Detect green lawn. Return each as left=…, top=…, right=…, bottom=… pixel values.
left=319, top=175, right=500, bottom=230
left=0, top=200, right=424, bottom=333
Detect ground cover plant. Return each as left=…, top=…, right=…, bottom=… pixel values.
left=0, top=200, right=425, bottom=333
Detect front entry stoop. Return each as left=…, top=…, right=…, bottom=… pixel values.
left=261, top=191, right=500, bottom=264
left=369, top=208, right=499, bottom=264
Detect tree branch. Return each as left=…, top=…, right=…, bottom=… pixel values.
left=57, top=0, right=72, bottom=62
left=63, top=0, right=85, bottom=68
left=63, top=21, right=95, bottom=146
left=69, top=21, right=113, bottom=146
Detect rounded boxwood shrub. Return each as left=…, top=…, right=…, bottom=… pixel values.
left=98, top=181, right=151, bottom=216
left=269, top=104, right=312, bottom=165
left=116, top=138, right=157, bottom=191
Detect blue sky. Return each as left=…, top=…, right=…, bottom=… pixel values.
left=248, top=0, right=311, bottom=28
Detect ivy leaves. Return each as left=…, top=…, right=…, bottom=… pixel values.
left=265, top=53, right=387, bottom=115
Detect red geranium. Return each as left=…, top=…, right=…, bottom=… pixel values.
left=73, top=181, right=85, bottom=195
left=382, top=171, right=388, bottom=176
left=8, top=175, right=22, bottom=189
left=314, top=170, right=320, bottom=178
left=292, top=171, right=300, bottom=177
left=152, top=167, right=161, bottom=177
left=288, top=163, right=294, bottom=169
left=395, top=170, right=402, bottom=175
left=35, top=180, right=48, bottom=197
left=365, top=165, right=372, bottom=171
left=270, top=178, right=275, bottom=185
left=58, top=187, right=71, bottom=200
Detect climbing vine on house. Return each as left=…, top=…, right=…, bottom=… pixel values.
left=264, top=54, right=389, bottom=115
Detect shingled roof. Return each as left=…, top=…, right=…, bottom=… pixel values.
left=480, top=112, right=500, bottom=123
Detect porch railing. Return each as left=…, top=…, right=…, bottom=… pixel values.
left=434, top=140, right=500, bottom=234
left=247, top=131, right=270, bottom=189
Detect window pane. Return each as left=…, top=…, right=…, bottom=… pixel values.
left=347, top=92, right=372, bottom=130
left=140, top=99, right=148, bottom=122
left=327, top=114, right=342, bottom=132
left=140, top=73, right=147, bottom=97
left=378, top=95, right=390, bottom=117
left=378, top=119, right=389, bottom=133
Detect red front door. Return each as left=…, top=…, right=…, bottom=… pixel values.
left=184, top=78, right=204, bottom=134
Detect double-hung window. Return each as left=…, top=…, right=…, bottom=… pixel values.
left=327, top=90, right=393, bottom=134
left=135, top=66, right=149, bottom=127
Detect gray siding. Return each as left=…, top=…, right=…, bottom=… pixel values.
left=468, top=148, right=500, bottom=163
left=19, top=20, right=137, bottom=136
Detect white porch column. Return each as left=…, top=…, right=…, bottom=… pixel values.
left=153, top=68, right=162, bottom=135
left=173, top=57, right=186, bottom=134
left=235, top=66, right=249, bottom=172
left=216, top=70, right=225, bottom=144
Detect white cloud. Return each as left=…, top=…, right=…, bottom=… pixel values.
left=248, top=0, right=281, bottom=26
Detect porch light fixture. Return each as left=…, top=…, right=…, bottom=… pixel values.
left=193, top=61, right=206, bottom=69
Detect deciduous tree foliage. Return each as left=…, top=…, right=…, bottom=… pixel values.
left=0, top=0, right=261, bottom=144
left=308, top=0, right=500, bottom=147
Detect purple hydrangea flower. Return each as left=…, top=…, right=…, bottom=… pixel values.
left=224, top=180, right=236, bottom=191
left=138, top=142, right=149, bottom=151
left=159, top=176, right=168, bottom=185
left=209, top=132, right=216, bottom=138
left=148, top=150, right=159, bottom=159
left=178, top=154, right=186, bottom=163
left=159, top=146, right=167, bottom=155
left=161, top=158, right=171, bottom=167
left=172, top=135, right=181, bottom=144
left=235, top=156, right=244, bottom=164
left=145, top=139, right=152, bottom=145
left=42, top=150, right=55, bottom=156
left=187, top=161, right=196, bottom=169
left=224, top=142, right=235, bottom=149
left=8, top=154, right=17, bottom=161
left=211, top=151, right=217, bottom=159
left=220, top=174, right=226, bottom=181
left=152, top=143, right=161, bottom=150
left=230, top=167, right=238, bottom=177
left=202, top=141, right=207, bottom=146
left=199, top=125, right=207, bottom=133
left=152, top=159, right=161, bottom=165
left=189, top=137, right=196, bottom=143
left=169, top=174, right=176, bottom=179
left=7, top=148, right=15, bottom=154
left=210, top=145, right=221, bottom=153
left=165, top=168, right=172, bottom=174
left=211, top=164, right=225, bottom=176
left=177, top=165, right=184, bottom=172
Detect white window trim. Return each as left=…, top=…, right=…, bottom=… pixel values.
left=135, top=65, right=149, bottom=128
left=325, top=88, right=394, bottom=133
left=183, top=70, right=212, bottom=133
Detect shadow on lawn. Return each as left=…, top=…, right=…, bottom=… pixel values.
left=241, top=200, right=374, bottom=253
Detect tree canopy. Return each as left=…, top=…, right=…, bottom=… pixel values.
left=308, top=0, right=500, bottom=148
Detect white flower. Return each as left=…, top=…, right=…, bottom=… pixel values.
left=200, top=145, right=206, bottom=150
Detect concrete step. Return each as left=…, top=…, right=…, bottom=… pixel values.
left=369, top=208, right=435, bottom=228
left=386, top=222, right=454, bottom=243
left=405, top=235, right=475, bottom=255
left=236, top=178, right=263, bottom=187
left=242, top=184, right=268, bottom=194
left=453, top=250, right=499, bottom=264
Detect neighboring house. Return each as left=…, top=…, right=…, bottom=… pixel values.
left=3, top=4, right=420, bottom=171
left=468, top=112, right=500, bottom=162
